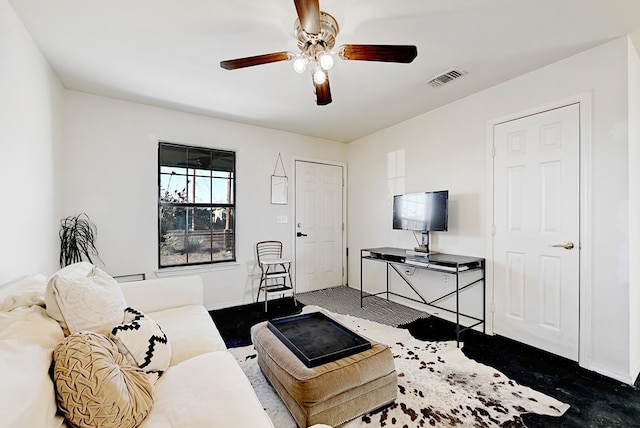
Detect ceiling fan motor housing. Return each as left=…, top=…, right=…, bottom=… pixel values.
left=295, top=11, right=339, bottom=52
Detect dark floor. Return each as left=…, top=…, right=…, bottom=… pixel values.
left=403, top=317, right=640, bottom=428
left=210, top=297, right=640, bottom=428
left=209, top=297, right=302, bottom=348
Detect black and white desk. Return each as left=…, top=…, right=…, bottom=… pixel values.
left=360, top=247, right=485, bottom=345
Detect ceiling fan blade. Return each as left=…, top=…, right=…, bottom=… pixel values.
left=313, top=72, right=332, bottom=106
left=338, top=44, right=418, bottom=63
left=294, top=0, right=321, bottom=35
left=220, top=52, right=293, bottom=70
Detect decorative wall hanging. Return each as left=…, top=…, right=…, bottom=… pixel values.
left=271, top=153, right=288, bottom=205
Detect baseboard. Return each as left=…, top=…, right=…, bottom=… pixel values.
left=589, top=362, right=636, bottom=385
left=632, top=358, right=640, bottom=386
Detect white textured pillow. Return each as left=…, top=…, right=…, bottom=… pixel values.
left=111, top=307, right=171, bottom=379
left=45, top=263, right=126, bottom=335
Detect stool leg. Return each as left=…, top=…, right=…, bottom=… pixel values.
left=257, top=276, right=264, bottom=304
left=264, top=283, right=268, bottom=312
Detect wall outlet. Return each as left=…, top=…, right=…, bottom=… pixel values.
left=443, top=274, right=449, bottom=286
left=277, top=215, right=288, bottom=224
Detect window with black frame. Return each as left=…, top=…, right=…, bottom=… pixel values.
left=158, top=142, right=235, bottom=268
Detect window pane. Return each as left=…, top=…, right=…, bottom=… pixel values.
left=160, top=206, right=187, bottom=266
left=160, top=172, right=188, bottom=202
left=190, top=207, right=212, bottom=231
left=186, top=233, right=212, bottom=263
left=212, top=151, right=235, bottom=172
left=213, top=175, right=233, bottom=204
left=185, top=207, right=217, bottom=263
left=193, top=176, right=212, bottom=203
left=213, top=207, right=234, bottom=261
left=212, top=230, right=234, bottom=262
left=160, top=145, right=188, bottom=168
left=187, top=148, right=212, bottom=170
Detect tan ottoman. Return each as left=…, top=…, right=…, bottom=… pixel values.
left=251, top=320, right=397, bottom=427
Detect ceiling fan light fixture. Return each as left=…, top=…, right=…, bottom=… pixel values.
left=318, top=52, right=334, bottom=70
left=313, top=68, right=327, bottom=85
left=293, top=56, right=309, bottom=73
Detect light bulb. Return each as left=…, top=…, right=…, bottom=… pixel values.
left=313, top=68, right=326, bottom=85
left=293, top=56, right=308, bottom=74
left=318, top=52, right=334, bottom=70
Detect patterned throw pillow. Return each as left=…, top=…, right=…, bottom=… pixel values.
left=111, top=307, right=171, bottom=380
left=53, top=331, right=154, bottom=428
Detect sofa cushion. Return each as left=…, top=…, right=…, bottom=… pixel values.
left=111, top=307, right=171, bottom=380
left=147, top=304, right=226, bottom=366
left=45, top=263, right=126, bottom=335
left=0, top=305, right=65, bottom=428
left=53, top=331, right=154, bottom=428
left=140, top=351, right=274, bottom=428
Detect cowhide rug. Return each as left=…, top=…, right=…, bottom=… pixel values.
left=230, top=306, right=569, bottom=427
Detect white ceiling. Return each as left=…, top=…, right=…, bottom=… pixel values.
left=9, top=0, right=640, bottom=142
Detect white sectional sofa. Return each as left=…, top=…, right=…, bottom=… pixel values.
left=0, top=267, right=275, bottom=427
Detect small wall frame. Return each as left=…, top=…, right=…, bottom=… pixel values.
left=270, top=152, right=288, bottom=205
left=271, top=175, right=288, bottom=205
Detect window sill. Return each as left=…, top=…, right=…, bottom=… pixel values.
left=154, top=262, right=240, bottom=278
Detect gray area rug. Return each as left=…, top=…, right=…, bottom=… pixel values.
left=296, top=285, right=428, bottom=327
left=232, top=306, right=569, bottom=428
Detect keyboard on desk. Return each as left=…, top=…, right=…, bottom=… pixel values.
left=404, top=259, right=469, bottom=272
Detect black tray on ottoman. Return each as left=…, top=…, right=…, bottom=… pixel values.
left=267, top=312, right=372, bottom=367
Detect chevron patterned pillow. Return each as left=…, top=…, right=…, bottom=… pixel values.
left=111, top=307, right=171, bottom=380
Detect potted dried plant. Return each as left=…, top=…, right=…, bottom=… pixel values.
left=59, top=213, right=100, bottom=267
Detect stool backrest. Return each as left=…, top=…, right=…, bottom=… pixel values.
left=256, top=240, right=283, bottom=262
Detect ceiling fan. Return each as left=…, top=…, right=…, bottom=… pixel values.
left=220, top=0, right=418, bottom=106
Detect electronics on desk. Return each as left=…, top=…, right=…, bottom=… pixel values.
left=392, top=190, right=448, bottom=233
left=393, top=190, right=448, bottom=255
left=404, top=258, right=430, bottom=267
left=404, top=259, right=469, bottom=271
left=369, top=251, right=405, bottom=263
left=406, top=250, right=439, bottom=257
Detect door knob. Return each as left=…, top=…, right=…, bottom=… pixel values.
left=552, top=241, right=574, bottom=250
left=296, top=232, right=307, bottom=237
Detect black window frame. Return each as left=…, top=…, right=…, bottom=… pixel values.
left=157, top=142, right=236, bottom=268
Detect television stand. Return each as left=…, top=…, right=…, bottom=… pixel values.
left=360, top=247, right=485, bottom=346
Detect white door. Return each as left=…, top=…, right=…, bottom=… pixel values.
left=493, top=103, right=580, bottom=361
left=295, top=161, right=344, bottom=293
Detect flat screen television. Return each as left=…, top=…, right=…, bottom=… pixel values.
left=393, top=190, right=448, bottom=232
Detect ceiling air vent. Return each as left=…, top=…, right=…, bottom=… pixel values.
left=426, top=68, right=467, bottom=87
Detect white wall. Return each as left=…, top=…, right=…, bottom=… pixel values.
left=0, top=0, right=63, bottom=284
left=3, top=0, right=638, bottom=383
left=62, top=91, right=347, bottom=309
left=348, top=37, right=635, bottom=383
left=628, top=36, right=640, bottom=381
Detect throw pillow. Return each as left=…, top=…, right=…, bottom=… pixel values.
left=53, top=331, right=154, bottom=428
left=45, top=263, right=126, bottom=335
left=111, top=307, right=171, bottom=379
